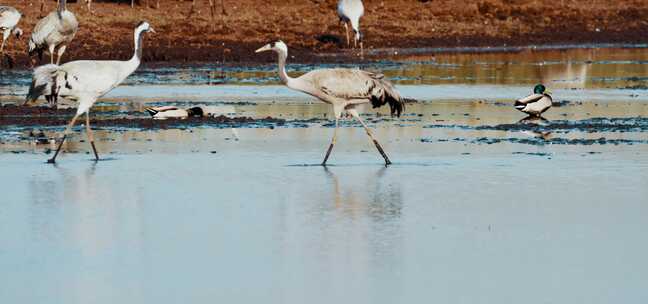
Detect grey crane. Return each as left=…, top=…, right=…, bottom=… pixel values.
left=24, top=21, right=155, bottom=163
left=256, top=41, right=404, bottom=166
left=28, top=0, right=78, bottom=65
left=0, top=6, right=23, bottom=57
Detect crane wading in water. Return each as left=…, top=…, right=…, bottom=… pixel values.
left=256, top=41, right=404, bottom=166
left=24, top=21, right=155, bottom=164
left=28, top=0, right=78, bottom=65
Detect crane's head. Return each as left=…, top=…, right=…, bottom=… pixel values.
left=136, top=21, right=156, bottom=34
left=255, top=41, right=288, bottom=55
left=13, top=28, right=23, bottom=39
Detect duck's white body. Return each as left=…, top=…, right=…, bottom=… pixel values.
left=515, top=93, right=553, bottom=116
left=146, top=106, right=200, bottom=120
left=145, top=105, right=239, bottom=140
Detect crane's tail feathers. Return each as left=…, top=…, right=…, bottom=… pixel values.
left=370, top=80, right=405, bottom=117
left=24, top=64, right=60, bottom=106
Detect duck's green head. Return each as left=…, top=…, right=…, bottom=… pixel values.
left=533, top=84, right=547, bottom=94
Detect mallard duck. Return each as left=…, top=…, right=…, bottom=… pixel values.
left=518, top=116, right=552, bottom=140
left=515, top=84, right=553, bottom=117
left=145, top=106, right=204, bottom=120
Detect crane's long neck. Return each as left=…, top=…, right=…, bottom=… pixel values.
left=118, top=27, right=145, bottom=81
left=58, top=0, right=67, bottom=14
left=130, top=27, right=145, bottom=65
left=277, top=49, right=294, bottom=85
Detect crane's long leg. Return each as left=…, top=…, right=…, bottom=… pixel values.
left=347, top=109, right=392, bottom=166
left=85, top=112, right=99, bottom=161
left=56, top=45, right=67, bottom=65
left=1, top=29, right=9, bottom=55
left=322, top=117, right=339, bottom=166
left=48, top=113, right=81, bottom=164
left=230, top=128, right=240, bottom=141
left=322, top=106, right=343, bottom=166
left=344, top=23, right=350, bottom=47
left=48, top=44, right=55, bottom=64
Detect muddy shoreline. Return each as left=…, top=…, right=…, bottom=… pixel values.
left=0, top=105, right=304, bottom=129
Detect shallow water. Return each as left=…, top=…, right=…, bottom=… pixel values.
left=2, top=47, right=648, bottom=303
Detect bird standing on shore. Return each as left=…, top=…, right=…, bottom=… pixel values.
left=337, top=0, right=364, bottom=53
left=28, top=0, right=78, bottom=65
left=256, top=41, right=404, bottom=166
left=24, top=21, right=155, bottom=163
left=0, top=6, right=23, bottom=58
left=515, top=84, right=553, bottom=117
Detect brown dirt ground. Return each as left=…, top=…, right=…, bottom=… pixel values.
left=1, top=0, right=647, bottom=68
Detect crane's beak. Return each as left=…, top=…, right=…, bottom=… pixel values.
left=149, top=27, right=156, bottom=34
left=255, top=44, right=272, bottom=53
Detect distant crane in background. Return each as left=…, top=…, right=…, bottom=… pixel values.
left=256, top=41, right=404, bottom=166
left=189, top=0, right=227, bottom=31
left=337, top=0, right=364, bottom=54
left=0, top=6, right=23, bottom=61
left=28, top=0, right=78, bottom=65
left=24, top=22, right=155, bottom=163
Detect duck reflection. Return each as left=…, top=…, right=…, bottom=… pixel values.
left=518, top=116, right=552, bottom=141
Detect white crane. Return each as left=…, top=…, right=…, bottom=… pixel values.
left=28, top=0, right=78, bottom=65
left=515, top=84, right=553, bottom=117
left=256, top=41, right=404, bottom=166
left=337, top=0, right=364, bottom=52
left=0, top=6, right=23, bottom=57
left=24, top=21, right=155, bottom=164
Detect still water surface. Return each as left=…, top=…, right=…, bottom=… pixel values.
left=1, top=46, right=648, bottom=303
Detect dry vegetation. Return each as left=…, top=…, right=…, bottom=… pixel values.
left=1, top=0, right=647, bottom=67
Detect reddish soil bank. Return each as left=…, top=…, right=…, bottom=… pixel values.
left=0, top=0, right=647, bottom=68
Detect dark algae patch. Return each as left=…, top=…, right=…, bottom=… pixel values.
left=425, top=117, right=648, bottom=133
